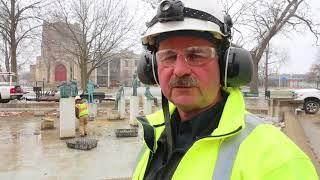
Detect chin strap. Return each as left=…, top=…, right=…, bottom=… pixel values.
left=162, top=92, right=173, bottom=157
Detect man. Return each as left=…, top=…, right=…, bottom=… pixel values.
left=75, top=97, right=89, bottom=136
left=133, top=0, right=318, bottom=179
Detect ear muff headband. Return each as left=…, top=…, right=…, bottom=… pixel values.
left=224, top=45, right=231, bottom=87
left=151, top=51, right=160, bottom=85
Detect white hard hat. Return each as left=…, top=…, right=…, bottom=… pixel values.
left=142, top=0, right=229, bottom=47
left=75, top=96, right=81, bottom=100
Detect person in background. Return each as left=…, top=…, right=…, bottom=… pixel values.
left=75, top=96, right=89, bottom=137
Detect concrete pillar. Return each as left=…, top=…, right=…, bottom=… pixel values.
left=130, top=96, right=139, bottom=126
left=75, top=117, right=79, bottom=131
left=118, top=96, right=126, bottom=119
left=88, top=103, right=97, bottom=121
left=59, top=97, right=75, bottom=138
left=144, top=99, right=153, bottom=115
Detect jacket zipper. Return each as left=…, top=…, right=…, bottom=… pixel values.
left=196, top=126, right=243, bottom=140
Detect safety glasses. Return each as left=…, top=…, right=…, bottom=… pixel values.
left=156, top=46, right=217, bottom=67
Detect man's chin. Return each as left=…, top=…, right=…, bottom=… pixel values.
left=171, top=97, right=198, bottom=110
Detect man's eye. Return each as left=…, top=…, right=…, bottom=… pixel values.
left=158, top=53, right=175, bottom=63
left=187, top=52, right=206, bottom=60
left=162, top=55, right=176, bottom=62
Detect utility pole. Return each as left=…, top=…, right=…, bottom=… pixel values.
left=264, top=44, right=269, bottom=94
left=107, top=61, right=110, bottom=88
left=278, top=71, right=281, bottom=88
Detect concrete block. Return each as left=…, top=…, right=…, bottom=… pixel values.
left=144, top=99, right=153, bottom=115
left=107, top=110, right=125, bottom=120
left=295, top=108, right=305, bottom=115
left=88, top=103, right=97, bottom=120
left=130, top=96, right=139, bottom=126
left=41, top=117, right=55, bottom=130
left=118, top=97, right=126, bottom=118
left=59, top=97, right=76, bottom=138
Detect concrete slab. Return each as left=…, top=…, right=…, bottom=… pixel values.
left=298, top=114, right=320, bottom=162
left=283, top=112, right=320, bottom=176
left=0, top=115, right=142, bottom=179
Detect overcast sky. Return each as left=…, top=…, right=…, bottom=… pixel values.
left=25, top=0, right=319, bottom=75
left=132, top=0, right=320, bottom=75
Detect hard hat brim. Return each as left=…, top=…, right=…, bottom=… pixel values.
left=142, top=18, right=224, bottom=46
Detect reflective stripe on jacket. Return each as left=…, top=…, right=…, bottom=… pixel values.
left=132, top=87, right=318, bottom=180
left=76, top=103, right=88, bottom=117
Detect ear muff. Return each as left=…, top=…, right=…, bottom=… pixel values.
left=137, top=50, right=158, bottom=85
left=222, top=47, right=253, bottom=87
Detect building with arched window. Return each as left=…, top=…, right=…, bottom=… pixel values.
left=30, top=22, right=139, bottom=88
left=31, top=22, right=95, bottom=88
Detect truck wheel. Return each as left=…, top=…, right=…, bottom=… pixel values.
left=93, top=98, right=101, bottom=104
left=0, top=99, right=10, bottom=103
left=304, top=100, right=320, bottom=114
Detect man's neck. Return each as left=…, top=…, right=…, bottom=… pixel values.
left=177, top=94, right=223, bottom=122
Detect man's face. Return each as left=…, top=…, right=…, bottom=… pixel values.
left=157, top=35, right=221, bottom=112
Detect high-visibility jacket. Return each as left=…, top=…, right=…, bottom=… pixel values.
left=132, top=87, right=318, bottom=180
left=76, top=103, right=88, bottom=117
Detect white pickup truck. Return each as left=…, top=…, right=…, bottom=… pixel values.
left=0, top=72, right=24, bottom=103
left=293, top=88, right=320, bottom=114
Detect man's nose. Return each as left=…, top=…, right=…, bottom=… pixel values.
left=173, top=54, right=191, bottom=77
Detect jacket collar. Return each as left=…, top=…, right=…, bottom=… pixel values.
left=211, top=87, right=245, bottom=136
left=136, top=87, right=246, bottom=152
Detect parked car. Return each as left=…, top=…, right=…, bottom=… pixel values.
left=21, top=90, right=60, bottom=102
left=80, top=91, right=106, bottom=103
left=0, top=72, right=24, bottom=103
left=293, top=88, right=320, bottom=114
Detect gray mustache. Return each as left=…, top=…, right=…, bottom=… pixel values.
left=169, top=76, right=198, bottom=87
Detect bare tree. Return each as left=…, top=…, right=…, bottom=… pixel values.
left=141, top=0, right=159, bottom=9
left=305, top=63, right=320, bottom=88
left=0, top=31, right=10, bottom=73
left=259, top=45, right=288, bottom=90
left=0, top=0, right=45, bottom=82
left=305, top=50, right=320, bottom=87
left=47, top=0, right=138, bottom=89
left=221, top=0, right=319, bottom=93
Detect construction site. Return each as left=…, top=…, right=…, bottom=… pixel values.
left=0, top=92, right=319, bottom=179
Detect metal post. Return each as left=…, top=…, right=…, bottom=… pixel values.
left=278, top=71, right=281, bottom=89
left=107, top=61, right=110, bottom=88
left=264, top=43, right=269, bottom=96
